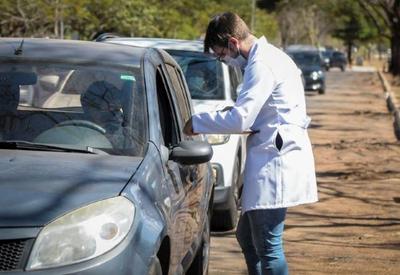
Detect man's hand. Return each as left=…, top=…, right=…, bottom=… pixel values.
left=183, top=117, right=198, bottom=136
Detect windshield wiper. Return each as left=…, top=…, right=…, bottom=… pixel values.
left=0, top=141, right=107, bottom=155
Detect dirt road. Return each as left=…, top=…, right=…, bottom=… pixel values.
left=209, top=69, right=400, bottom=275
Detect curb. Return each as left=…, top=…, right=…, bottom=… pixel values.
left=378, top=70, right=400, bottom=140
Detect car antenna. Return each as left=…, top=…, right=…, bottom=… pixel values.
left=14, top=39, right=24, bottom=55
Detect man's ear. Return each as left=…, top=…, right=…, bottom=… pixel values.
left=228, top=37, right=240, bottom=48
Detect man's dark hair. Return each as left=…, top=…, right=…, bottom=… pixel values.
left=204, top=12, right=250, bottom=53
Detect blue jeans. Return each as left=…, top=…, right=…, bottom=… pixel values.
left=236, top=208, right=288, bottom=275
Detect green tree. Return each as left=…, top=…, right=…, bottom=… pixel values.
left=257, top=0, right=338, bottom=47
left=332, top=0, right=379, bottom=65
left=356, top=0, right=400, bottom=76
left=0, top=0, right=278, bottom=42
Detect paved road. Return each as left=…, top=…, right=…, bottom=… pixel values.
left=209, top=69, right=400, bottom=275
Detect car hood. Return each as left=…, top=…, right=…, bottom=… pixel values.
left=299, top=65, right=322, bottom=74
left=0, top=150, right=141, bottom=227
left=192, top=99, right=232, bottom=113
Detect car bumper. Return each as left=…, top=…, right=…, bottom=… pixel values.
left=209, top=135, right=243, bottom=211
left=330, top=62, right=346, bottom=68
left=211, top=162, right=235, bottom=211
left=213, top=184, right=235, bottom=210
left=209, top=135, right=242, bottom=188
left=304, top=77, right=325, bottom=91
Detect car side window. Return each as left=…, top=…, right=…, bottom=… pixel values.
left=155, top=66, right=180, bottom=147
left=165, top=64, right=191, bottom=126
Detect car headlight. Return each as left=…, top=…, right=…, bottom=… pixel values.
left=27, top=196, right=135, bottom=270
left=206, top=134, right=230, bottom=145
left=310, top=71, right=320, bottom=80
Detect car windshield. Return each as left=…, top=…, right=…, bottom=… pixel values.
left=0, top=63, right=146, bottom=156
left=167, top=50, right=225, bottom=100
left=333, top=52, right=345, bottom=58
left=321, top=51, right=331, bottom=59
left=290, top=52, right=321, bottom=66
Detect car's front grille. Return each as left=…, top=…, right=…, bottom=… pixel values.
left=0, top=239, right=31, bottom=271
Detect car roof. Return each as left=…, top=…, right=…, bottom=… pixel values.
left=105, top=37, right=205, bottom=52
left=287, top=50, right=320, bottom=55
left=285, top=44, right=319, bottom=52
left=0, top=38, right=146, bottom=68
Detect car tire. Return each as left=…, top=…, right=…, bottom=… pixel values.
left=187, top=209, right=210, bottom=275
left=318, top=88, right=325, bottom=95
left=211, top=157, right=240, bottom=231
left=341, top=65, right=345, bottom=72
left=149, top=256, right=163, bottom=275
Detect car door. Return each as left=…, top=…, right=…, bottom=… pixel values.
left=151, top=57, right=201, bottom=270
left=164, top=63, right=209, bottom=242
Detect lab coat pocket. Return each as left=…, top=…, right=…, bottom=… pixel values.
left=275, top=131, right=283, bottom=152
left=276, top=125, right=304, bottom=154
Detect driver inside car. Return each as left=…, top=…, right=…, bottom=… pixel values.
left=81, top=80, right=140, bottom=155
left=186, top=62, right=218, bottom=99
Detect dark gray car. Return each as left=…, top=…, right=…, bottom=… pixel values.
left=0, top=38, right=213, bottom=275
left=330, top=51, right=347, bottom=71
left=287, top=50, right=326, bottom=94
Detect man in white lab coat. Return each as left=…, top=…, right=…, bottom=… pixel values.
left=184, top=12, right=318, bottom=275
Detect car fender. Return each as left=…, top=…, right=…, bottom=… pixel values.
left=211, top=134, right=244, bottom=188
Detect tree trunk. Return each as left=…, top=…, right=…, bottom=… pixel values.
left=390, top=27, right=400, bottom=76
left=347, top=42, right=353, bottom=66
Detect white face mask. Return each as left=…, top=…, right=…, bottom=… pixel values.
left=222, top=44, right=247, bottom=69
left=222, top=54, right=247, bottom=69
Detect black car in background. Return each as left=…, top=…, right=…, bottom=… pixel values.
left=320, top=50, right=332, bottom=71
left=330, top=51, right=347, bottom=71
left=0, top=38, right=214, bottom=274
left=287, top=50, right=326, bottom=94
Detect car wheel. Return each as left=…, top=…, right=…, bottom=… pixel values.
left=318, top=88, right=325, bottom=95
left=341, top=65, right=345, bottom=72
left=211, top=157, right=240, bottom=231
left=187, top=210, right=210, bottom=275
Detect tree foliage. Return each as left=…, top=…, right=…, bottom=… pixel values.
left=331, top=0, right=379, bottom=65
left=1, top=0, right=397, bottom=76
left=0, top=0, right=279, bottom=41
left=273, top=0, right=338, bottom=47
left=355, top=0, right=400, bottom=75
left=257, top=0, right=398, bottom=76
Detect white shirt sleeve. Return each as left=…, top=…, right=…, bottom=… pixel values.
left=192, top=62, right=276, bottom=134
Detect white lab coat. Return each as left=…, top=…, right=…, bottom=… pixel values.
left=192, top=36, right=318, bottom=212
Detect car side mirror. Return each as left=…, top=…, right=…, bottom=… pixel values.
left=170, top=140, right=213, bottom=165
